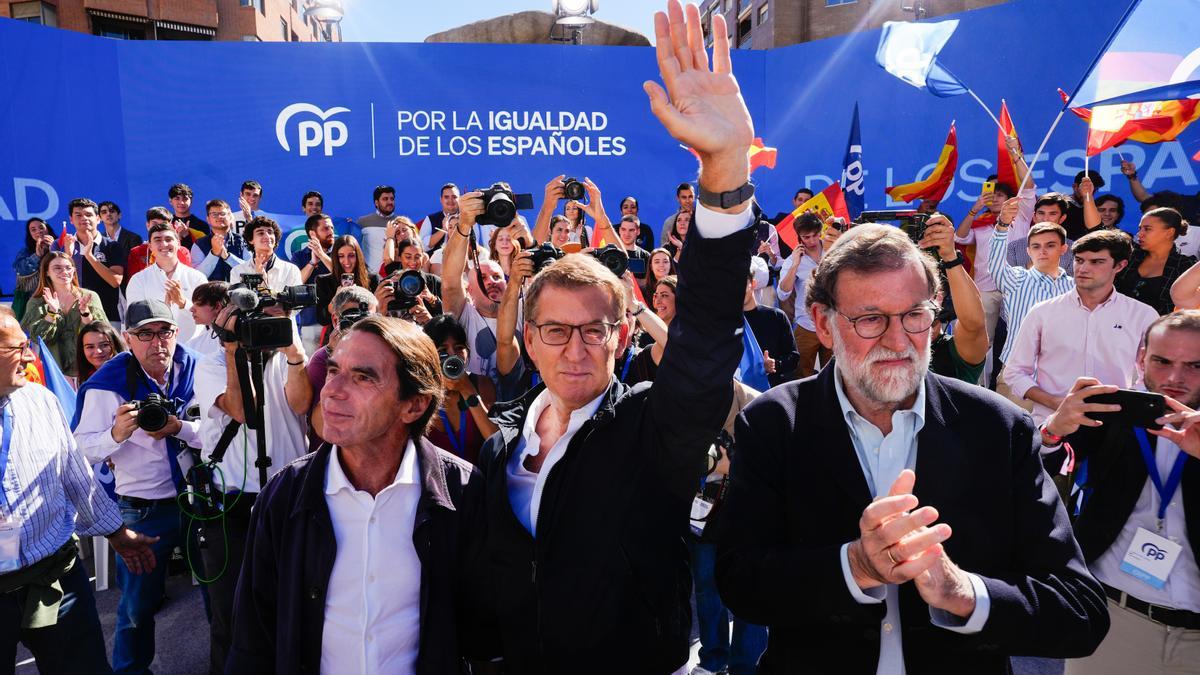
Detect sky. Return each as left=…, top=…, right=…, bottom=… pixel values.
left=338, top=0, right=657, bottom=43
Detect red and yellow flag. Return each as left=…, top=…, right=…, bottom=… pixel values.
left=996, top=101, right=1022, bottom=191
left=885, top=122, right=958, bottom=203
left=776, top=183, right=850, bottom=250
left=1059, top=88, right=1200, bottom=156
left=684, top=137, right=777, bottom=173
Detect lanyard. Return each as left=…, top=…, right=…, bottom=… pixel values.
left=1134, top=427, right=1188, bottom=531
left=618, top=350, right=633, bottom=383
left=439, top=409, right=468, bottom=458
left=0, top=406, right=12, bottom=511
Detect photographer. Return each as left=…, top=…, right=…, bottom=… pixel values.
left=422, top=315, right=498, bottom=465
left=473, top=2, right=758, bottom=669
left=192, top=292, right=312, bottom=674
left=1040, top=311, right=1200, bottom=673
left=72, top=299, right=203, bottom=674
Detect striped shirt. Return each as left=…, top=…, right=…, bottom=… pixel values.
left=987, top=228, right=1076, bottom=363
left=0, top=384, right=122, bottom=569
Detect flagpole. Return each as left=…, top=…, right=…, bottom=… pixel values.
left=1020, top=107, right=1067, bottom=192
left=966, top=88, right=1004, bottom=131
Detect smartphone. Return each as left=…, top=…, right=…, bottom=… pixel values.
left=1084, top=389, right=1166, bottom=430
left=981, top=180, right=996, bottom=196
left=820, top=217, right=847, bottom=236
left=340, top=273, right=354, bottom=287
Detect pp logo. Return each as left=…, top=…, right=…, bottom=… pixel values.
left=275, top=103, right=350, bottom=156
left=1141, top=542, right=1167, bottom=561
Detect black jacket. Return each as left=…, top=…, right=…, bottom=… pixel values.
left=714, top=368, right=1110, bottom=673
left=1056, top=422, right=1200, bottom=565
left=475, top=221, right=756, bottom=673
left=226, top=439, right=489, bottom=674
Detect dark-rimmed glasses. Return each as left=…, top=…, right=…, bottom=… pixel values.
left=530, top=321, right=619, bottom=346
left=129, top=328, right=177, bottom=343
left=834, top=301, right=940, bottom=340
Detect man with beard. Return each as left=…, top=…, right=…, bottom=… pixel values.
left=418, top=183, right=460, bottom=254
left=713, top=224, right=1109, bottom=672
left=1041, top=311, right=1200, bottom=673
left=443, top=217, right=509, bottom=390
left=357, top=185, right=397, bottom=273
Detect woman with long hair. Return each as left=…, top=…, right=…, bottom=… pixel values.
left=641, top=247, right=678, bottom=301
left=663, top=209, right=693, bottom=262
left=76, top=321, right=127, bottom=383
left=381, top=215, right=421, bottom=270
left=489, top=226, right=518, bottom=278
left=13, top=217, right=57, bottom=320
left=629, top=275, right=677, bottom=383
left=422, top=314, right=497, bottom=465
left=315, top=235, right=379, bottom=327
left=21, top=252, right=107, bottom=378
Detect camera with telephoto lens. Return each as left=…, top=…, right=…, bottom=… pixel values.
left=590, top=244, right=629, bottom=278
left=854, top=210, right=930, bottom=246
left=475, top=183, right=535, bottom=227
left=528, top=242, right=565, bottom=274
left=561, top=177, right=586, bottom=201
left=440, top=352, right=466, bottom=380
left=388, top=270, right=426, bottom=313
left=130, top=393, right=176, bottom=433
left=218, top=274, right=317, bottom=350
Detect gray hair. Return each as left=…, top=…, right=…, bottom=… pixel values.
left=804, top=224, right=941, bottom=311
left=332, top=285, right=378, bottom=316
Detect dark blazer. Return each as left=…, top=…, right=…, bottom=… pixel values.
left=226, top=439, right=490, bottom=674
left=713, top=367, right=1109, bottom=674
left=475, top=221, right=757, bottom=673
left=313, top=272, right=380, bottom=326
left=1056, top=422, right=1200, bottom=565
left=110, top=226, right=143, bottom=255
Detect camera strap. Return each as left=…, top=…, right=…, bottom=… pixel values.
left=207, top=419, right=242, bottom=465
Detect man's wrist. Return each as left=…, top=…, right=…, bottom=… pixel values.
left=847, top=540, right=881, bottom=590
left=698, top=148, right=752, bottom=196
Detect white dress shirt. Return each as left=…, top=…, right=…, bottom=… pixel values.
left=1093, top=433, right=1200, bottom=612
left=1003, top=287, right=1159, bottom=423
left=833, top=371, right=990, bottom=674
left=124, top=261, right=210, bottom=342
left=775, top=247, right=822, bottom=331
left=73, top=363, right=202, bottom=500
left=194, top=349, right=307, bottom=494
left=322, top=441, right=422, bottom=675
left=228, top=257, right=303, bottom=292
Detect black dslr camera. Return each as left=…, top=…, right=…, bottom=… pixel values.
left=130, top=393, right=175, bottom=433
left=220, top=273, right=317, bottom=350
left=388, top=270, right=426, bottom=313
left=528, top=242, right=565, bottom=274
left=476, top=183, right=535, bottom=226
left=561, top=177, right=586, bottom=201
left=855, top=210, right=930, bottom=246
left=440, top=352, right=466, bottom=380
left=590, top=244, right=629, bottom=278
left=337, top=300, right=371, bottom=332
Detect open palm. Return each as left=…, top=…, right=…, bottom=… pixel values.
left=645, top=1, right=754, bottom=160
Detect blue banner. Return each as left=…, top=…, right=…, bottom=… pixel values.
left=841, top=102, right=865, bottom=218
left=1, top=0, right=1198, bottom=289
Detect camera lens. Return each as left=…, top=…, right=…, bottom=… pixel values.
left=562, top=178, right=586, bottom=201
left=135, top=401, right=170, bottom=433
left=397, top=270, right=425, bottom=297
left=486, top=193, right=516, bottom=224
left=441, top=353, right=466, bottom=380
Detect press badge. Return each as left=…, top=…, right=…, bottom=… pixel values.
left=0, top=514, right=22, bottom=574
left=1119, top=527, right=1182, bottom=590
left=689, top=495, right=714, bottom=536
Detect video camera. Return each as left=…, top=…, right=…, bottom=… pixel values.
left=855, top=210, right=930, bottom=246
left=220, top=273, right=316, bottom=350
left=476, top=182, right=535, bottom=227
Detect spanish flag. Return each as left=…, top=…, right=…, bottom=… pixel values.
left=776, top=183, right=850, bottom=250
left=1059, top=88, right=1200, bottom=156
left=996, top=101, right=1022, bottom=192
left=885, top=122, right=958, bottom=203
left=684, top=138, right=777, bottom=173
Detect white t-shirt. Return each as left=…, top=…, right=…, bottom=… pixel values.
left=124, top=262, right=210, bottom=342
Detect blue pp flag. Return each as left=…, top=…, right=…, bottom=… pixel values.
left=841, top=103, right=865, bottom=219
left=875, top=20, right=968, bottom=98
left=735, top=317, right=771, bottom=393
left=1065, top=0, right=1200, bottom=108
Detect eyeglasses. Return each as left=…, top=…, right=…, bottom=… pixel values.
left=129, top=328, right=177, bottom=343
left=530, top=321, right=619, bottom=346
left=0, top=341, right=32, bottom=356
left=834, top=301, right=940, bottom=340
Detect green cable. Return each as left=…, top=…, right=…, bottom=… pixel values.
left=178, top=428, right=251, bottom=584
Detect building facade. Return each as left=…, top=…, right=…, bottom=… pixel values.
left=0, top=0, right=341, bottom=41
left=701, top=0, right=1008, bottom=49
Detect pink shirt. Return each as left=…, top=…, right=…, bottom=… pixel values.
left=1003, top=286, right=1159, bottom=423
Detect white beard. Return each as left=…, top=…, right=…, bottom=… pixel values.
left=831, top=327, right=930, bottom=405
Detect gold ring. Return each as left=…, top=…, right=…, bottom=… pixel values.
left=887, top=549, right=899, bottom=566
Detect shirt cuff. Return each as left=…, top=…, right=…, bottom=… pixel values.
left=691, top=203, right=755, bottom=240
left=930, top=572, right=990, bottom=633
left=839, top=542, right=885, bottom=604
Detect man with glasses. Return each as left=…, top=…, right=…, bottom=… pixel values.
left=192, top=199, right=248, bottom=282
left=0, top=307, right=158, bottom=672
left=472, top=3, right=758, bottom=669
left=713, top=223, right=1110, bottom=671
left=72, top=299, right=203, bottom=674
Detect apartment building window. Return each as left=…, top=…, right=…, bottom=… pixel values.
left=11, top=1, right=57, bottom=27
left=281, top=18, right=288, bottom=41
left=758, top=3, right=768, bottom=24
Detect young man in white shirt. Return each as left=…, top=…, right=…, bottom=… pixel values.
left=228, top=216, right=303, bottom=292
left=125, top=222, right=209, bottom=342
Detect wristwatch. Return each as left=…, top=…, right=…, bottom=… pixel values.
left=939, top=253, right=964, bottom=271
left=697, top=181, right=755, bottom=209
left=631, top=302, right=647, bottom=317
left=458, top=394, right=481, bottom=411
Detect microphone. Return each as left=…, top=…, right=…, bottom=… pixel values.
left=229, top=287, right=260, bottom=312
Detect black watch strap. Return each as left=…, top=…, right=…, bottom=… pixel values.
left=697, top=181, right=755, bottom=209
left=458, top=394, right=481, bottom=411
left=939, top=254, right=964, bottom=271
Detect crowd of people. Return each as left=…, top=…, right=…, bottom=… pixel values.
left=4, top=1, right=1200, bottom=674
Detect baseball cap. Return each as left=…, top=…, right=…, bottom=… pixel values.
left=125, top=299, right=177, bottom=329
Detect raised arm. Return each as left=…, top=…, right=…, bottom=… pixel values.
left=442, top=193, right=480, bottom=318
left=532, top=175, right=565, bottom=244
left=921, top=215, right=988, bottom=366
left=496, top=246, right=531, bottom=376
left=1121, top=160, right=1151, bottom=203
left=579, top=178, right=616, bottom=249
left=1078, top=176, right=1102, bottom=232
left=643, top=0, right=757, bottom=502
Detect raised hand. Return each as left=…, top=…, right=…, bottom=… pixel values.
left=42, top=288, right=61, bottom=314
left=1042, top=377, right=1120, bottom=439
left=1150, top=396, right=1200, bottom=460
left=997, top=197, right=1020, bottom=227
left=1120, top=160, right=1138, bottom=177
left=644, top=0, right=753, bottom=186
